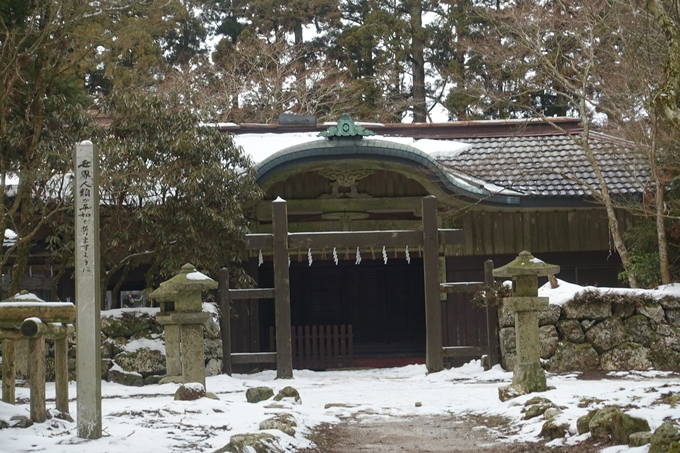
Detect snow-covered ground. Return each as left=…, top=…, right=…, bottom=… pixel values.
left=1, top=363, right=678, bottom=453
left=2, top=280, right=680, bottom=452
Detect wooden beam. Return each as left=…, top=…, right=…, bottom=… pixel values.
left=219, top=268, right=232, bottom=376
left=231, top=352, right=277, bottom=364
left=254, top=197, right=424, bottom=219
left=273, top=199, right=293, bottom=379
left=484, top=260, right=500, bottom=368
left=422, top=196, right=443, bottom=373
left=440, top=282, right=484, bottom=293
left=288, top=230, right=422, bottom=249
left=245, top=234, right=273, bottom=251
left=229, top=288, right=275, bottom=300
left=442, top=346, right=487, bottom=358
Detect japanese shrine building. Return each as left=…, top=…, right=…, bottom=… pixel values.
left=225, top=115, right=641, bottom=366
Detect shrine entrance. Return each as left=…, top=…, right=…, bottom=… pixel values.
left=219, top=195, right=498, bottom=378
left=258, top=257, right=426, bottom=365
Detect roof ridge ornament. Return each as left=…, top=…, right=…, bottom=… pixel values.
left=319, top=114, right=375, bottom=140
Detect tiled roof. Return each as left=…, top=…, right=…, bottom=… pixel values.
left=439, top=132, right=648, bottom=198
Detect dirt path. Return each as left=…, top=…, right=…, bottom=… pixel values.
left=299, top=414, right=601, bottom=453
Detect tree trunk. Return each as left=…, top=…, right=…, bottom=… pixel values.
left=656, top=175, right=671, bottom=284
left=580, top=125, right=638, bottom=288
left=410, top=0, right=427, bottom=122
left=7, top=237, right=30, bottom=297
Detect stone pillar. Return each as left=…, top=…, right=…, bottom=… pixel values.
left=75, top=140, right=102, bottom=438
left=28, top=337, right=46, bottom=423
left=164, top=324, right=182, bottom=377
left=181, top=324, right=206, bottom=387
left=54, top=337, right=69, bottom=414
left=494, top=251, right=559, bottom=400
left=2, top=339, right=16, bottom=404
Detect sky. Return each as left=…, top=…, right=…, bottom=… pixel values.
left=1, top=280, right=679, bottom=452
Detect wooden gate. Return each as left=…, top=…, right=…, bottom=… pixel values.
left=269, top=325, right=353, bottom=370
left=219, top=195, right=494, bottom=378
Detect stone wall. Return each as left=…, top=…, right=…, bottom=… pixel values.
left=0, top=303, right=224, bottom=387
left=498, top=290, right=680, bottom=372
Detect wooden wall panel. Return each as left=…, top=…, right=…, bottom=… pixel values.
left=453, top=208, right=631, bottom=257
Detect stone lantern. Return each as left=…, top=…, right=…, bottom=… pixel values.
left=150, top=263, right=217, bottom=388
left=493, top=251, right=559, bottom=400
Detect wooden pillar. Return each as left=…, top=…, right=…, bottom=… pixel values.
left=484, top=260, right=499, bottom=367
left=29, top=337, right=46, bottom=423
left=422, top=196, right=443, bottom=373
left=272, top=198, right=293, bottom=378
left=55, top=337, right=69, bottom=414
left=219, top=268, right=232, bottom=376
left=2, top=339, right=16, bottom=404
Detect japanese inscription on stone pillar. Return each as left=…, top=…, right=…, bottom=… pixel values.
left=74, top=140, right=102, bottom=439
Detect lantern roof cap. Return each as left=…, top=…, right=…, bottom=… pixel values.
left=493, top=251, right=560, bottom=277
left=149, top=263, right=217, bottom=302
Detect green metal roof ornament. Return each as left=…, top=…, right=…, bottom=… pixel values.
left=318, top=114, right=375, bottom=140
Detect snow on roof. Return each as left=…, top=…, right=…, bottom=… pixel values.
left=186, top=271, right=212, bottom=281
left=232, top=133, right=472, bottom=165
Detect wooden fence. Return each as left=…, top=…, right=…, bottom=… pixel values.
left=269, top=325, right=353, bottom=370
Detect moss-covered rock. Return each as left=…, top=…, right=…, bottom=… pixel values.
left=636, top=302, right=666, bottom=323
left=214, top=433, right=282, bottom=453
left=610, top=411, right=650, bottom=445
left=273, top=386, right=301, bottom=404
left=175, top=383, right=205, bottom=401
left=144, top=375, right=163, bottom=385
left=101, top=312, right=156, bottom=339
left=539, top=325, right=559, bottom=359
left=563, top=295, right=612, bottom=320
left=545, top=342, right=599, bottom=373
left=539, top=304, right=562, bottom=326
left=589, top=406, right=621, bottom=440
left=649, top=339, right=680, bottom=371
left=524, top=404, right=554, bottom=420
left=612, top=299, right=636, bottom=319
left=246, top=387, right=274, bottom=403
left=629, top=431, right=652, bottom=447
left=259, top=413, right=296, bottom=436
left=502, top=352, right=516, bottom=372
left=499, top=327, right=516, bottom=356
left=650, top=420, right=680, bottom=453
left=585, top=317, right=626, bottom=354
left=577, top=409, right=598, bottom=435
left=106, top=368, right=144, bottom=387
left=667, top=309, right=680, bottom=328
left=625, top=315, right=655, bottom=347
left=557, top=319, right=585, bottom=343
left=600, top=343, right=651, bottom=371
left=539, top=419, right=569, bottom=440
left=114, top=348, right=166, bottom=376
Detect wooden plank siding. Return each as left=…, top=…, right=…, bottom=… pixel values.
left=265, top=170, right=429, bottom=201
left=440, top=209, right=634, bottom=257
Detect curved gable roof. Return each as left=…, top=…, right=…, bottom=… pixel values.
left=255, top=137, right=520, bottom=205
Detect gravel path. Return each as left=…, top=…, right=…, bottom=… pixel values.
left=299, top=414, right=604, bottom=453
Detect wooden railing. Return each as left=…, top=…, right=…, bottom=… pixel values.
left=269, top=325, right=353, bottom=370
